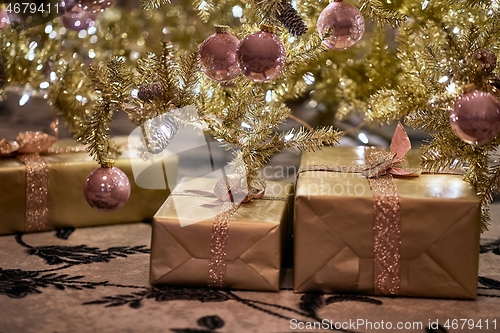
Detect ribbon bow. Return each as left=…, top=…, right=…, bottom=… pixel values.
left=196, top=174, right=266, bottom=206
left=362, top=122, right=421, bottom=178
left=0, top=131, right=57, bottom=157
left=0, top=129, right=58, bottom=232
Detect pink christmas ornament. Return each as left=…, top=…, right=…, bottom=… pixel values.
left=61, top=5, right=96, bottom=31
left=79, top=0, right=116, bottom=13
left=236, top=25, right=286, bottom=82
left=0, top=9, right=10, bottom=29
left=317, top=1, right=365, bottom=50
left=450, top=89, right=500, bottom=145
left=199, top=25, right=241, bottom=81
left=0, top=8, right=23, bottom=28
left=84, top=166, right=131, bottom=211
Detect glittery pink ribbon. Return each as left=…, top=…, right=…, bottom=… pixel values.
left=368, top=123, right=420, bottom=295
left=182, top=176, right=268, bottom=288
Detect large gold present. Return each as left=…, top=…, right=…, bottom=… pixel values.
left=0, top=139, right=177, bottom=234
left=294, top=146, right=481, bottom=299
left=150, top=177, right=292, bottom=291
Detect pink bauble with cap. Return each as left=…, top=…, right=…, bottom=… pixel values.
left=317, top=1, right=365, bottom=50
left=0, top=9, right=11, bottom=29
left=199, top=25, right=241, bottom=82
left=236, top=24, right=286, bottom=82
left=84, top=166, right=131, bottom=211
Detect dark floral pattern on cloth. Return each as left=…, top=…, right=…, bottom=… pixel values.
left=171, top=315, right=225, bottom=333
left=83, top=287, right=231, bottom=308
left=480, top=238, right=500, bottom=255
left=0, top=268, right=107, bottom=298
left=16, top=233, right=149, bottom=266
left=84, top=286, right=382, bottom=332
left=478, top=236, right=500, bottom=299
left=1, top=229, right=385, bottom=333
left=478, top=276, right=500, bottom=297
left=299, top=293, right=382, bottom=321
left=55, top=227, right=75, bottom=240
left=0, top=228, right=499, bottom=333
left=0, top=233, right=149, bottom=299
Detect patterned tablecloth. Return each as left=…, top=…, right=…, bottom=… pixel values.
left=0, top=207, right=499, bottom=333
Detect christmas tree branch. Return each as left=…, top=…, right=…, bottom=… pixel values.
left=359, top=0, right=406, bottom=28
left=80, top=58, right=132, bottom=166
left=141, top=0, right=170, bottom=10
left=281, top=126, right=342, bottom=152
left=49, top=61, right=88, bottom=139
left=177, top=52, right=200, bottom=106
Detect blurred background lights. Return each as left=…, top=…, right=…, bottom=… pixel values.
left=19, top=94, right=30, bottom=106
left=232, top=5, right=243, bottom=18
left=358, top=133, right=369, bottom=144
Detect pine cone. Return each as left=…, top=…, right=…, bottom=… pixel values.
left=472, top=48, right=497, bottom=75
left=137, top=82, right=165, bottom=102
left=277, top=1, right=308, bottom=37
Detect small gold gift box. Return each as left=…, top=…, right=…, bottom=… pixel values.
left=150, top=178, right=292, bottom=291
left=0, top=138, right=177, bottom=234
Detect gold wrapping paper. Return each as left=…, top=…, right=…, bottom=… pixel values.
left=150, top=178, right=292, bottom=291
left=0, top=139, right=178, bottom=235
left=294, top=147, right=481, bottom=299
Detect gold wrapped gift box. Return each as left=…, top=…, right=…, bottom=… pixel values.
left=294, top=147, right=481, bottom=299
left=0, top=139, right=177, bottom=234
left=150, top=178, right=292, bottom=291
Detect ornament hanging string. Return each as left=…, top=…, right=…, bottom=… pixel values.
left=203, top=131, right=217, bottom=172
left=219, top=0, right=228, bottom=25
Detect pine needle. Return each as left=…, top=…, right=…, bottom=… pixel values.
left=141, top=0, right=170, bottom=10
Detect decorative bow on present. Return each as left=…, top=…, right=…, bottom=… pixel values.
left=0, top=130, right=57, bottom=156
left=297, top=122, right=421, bottom=296
left=362, top=122, right=421, bottom=179
left=186, top=174, right=266, bottom=206
left=0, top=125, right=59, bottom=232
left=0, top=121, right=85, bottom=232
